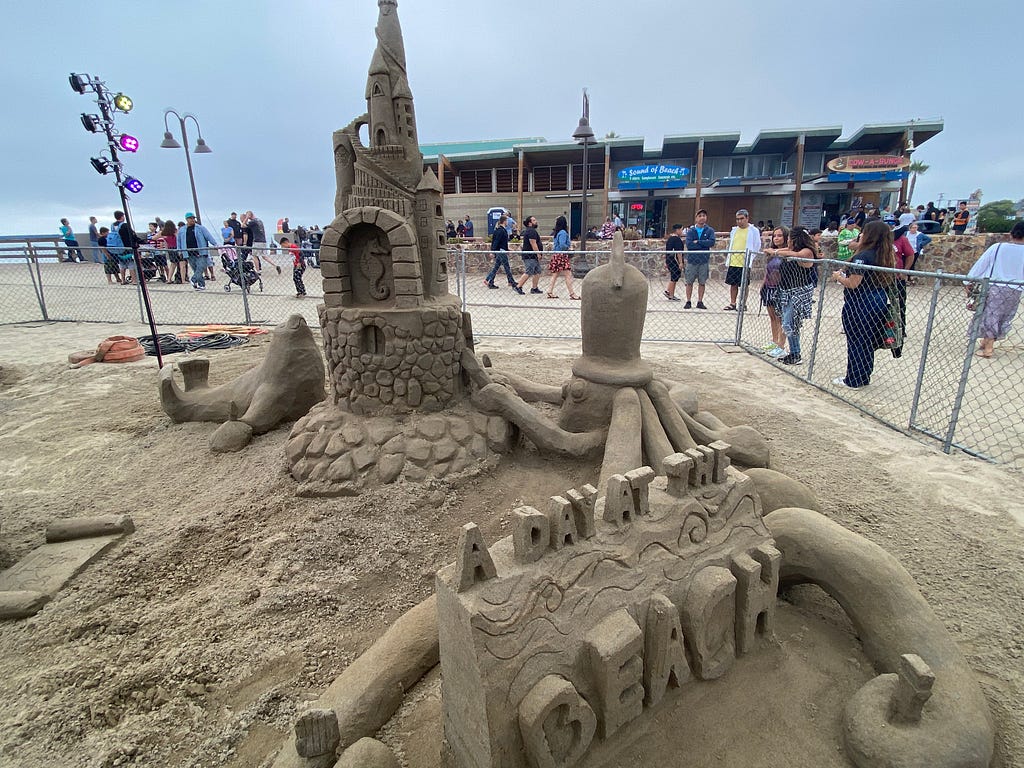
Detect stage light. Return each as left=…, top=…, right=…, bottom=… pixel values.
left=80, top=113, right=103, bottom=133
left=119, top=134, right=139, bottom=153
left=124, top=176, right=144, bottom=194
left=113, top=93, right=133, bottom=113
left=91, top=157, right=112, bottom=175
left=69, top=73, right=91, bottom=94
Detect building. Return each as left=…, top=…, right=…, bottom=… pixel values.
left=422, top=120, right=943, bottom=237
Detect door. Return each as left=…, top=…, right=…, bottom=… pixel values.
left=570, top=203, right=582, bottom=239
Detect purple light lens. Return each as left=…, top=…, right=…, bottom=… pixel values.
left=124, top=177, right=144, bottom=194
left=119, top=134, right=139, bottom=153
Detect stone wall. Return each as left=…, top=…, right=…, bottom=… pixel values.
left=319, top=296, right=466, bottom=414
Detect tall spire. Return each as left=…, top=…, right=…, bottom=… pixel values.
left=374, top=0, right=407, bottom=75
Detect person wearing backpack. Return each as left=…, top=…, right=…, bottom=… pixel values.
left=107, top=211, right=138, bottom=285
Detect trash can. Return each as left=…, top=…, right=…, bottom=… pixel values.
left=486, top=207, right=507, bottom=237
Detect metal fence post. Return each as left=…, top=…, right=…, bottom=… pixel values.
left=942, top=276, right=990, bottom=453
left=805, top=261, right=830, bottom=381
left=459, top=246, right=467, bottom=314
left=733, top=249, right=751, bottom=345
left=908, top=273, right=944, bottom=429
left=239, top=248, right=253, bottom=325
left=24, top=252, right=48, bottom=321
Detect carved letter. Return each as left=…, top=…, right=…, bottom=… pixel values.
left=708, top=440, right=732, bottom=484
left=679, top=566, right=736, bottom=680
left=513, top=506, right=550, bottom=564
left=643, top=593, right=692, bottom=706
left=625, top=466, right=655, bottom=516
left=585, top=609, right=644, bottom=739
left=663, top=452, right=693, bottom=497
left=603, top=474, right=633, bottom=527
left=729, top=543, right=781, bottom=654
left=548, top=496, right=579, bottom=550
left=454, top=523, right=496, bottom=593
left=685, top=446, right=714, bottom=486
left=565, top=485, right=597, bottom=539
left=518, top=675, right=596, bottom=768
left=889, top=654, right=935, bottom=725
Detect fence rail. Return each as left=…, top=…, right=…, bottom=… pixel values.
left=1, top=244, right=1020, bottom=468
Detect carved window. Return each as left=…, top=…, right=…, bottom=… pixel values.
left=435, top=205, right=442, bottom=217
left=361, top=324, right=385, bottom=356
left=376, top=128, right=387, bottom=147
left=373, top=83, right=383, bottom=96
left=437, top=233, right=446, bottom=246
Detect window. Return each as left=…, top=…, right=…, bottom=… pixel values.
left=533, top=165, right=569, bottom=192
left=441, top=169, right=457, bottom=195
left=459, top=169, right=493, bottom=194
left=801, top=152, right=824, bottom=177
left=701, top=157, right=734, bottom=182
left=495, top=167, right=519, bottom=193
left=571, top=163, right=605, bottom=190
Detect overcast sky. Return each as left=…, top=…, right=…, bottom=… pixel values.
left=3, top=0, right=1019, bottom=237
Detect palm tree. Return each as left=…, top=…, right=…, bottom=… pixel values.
left=907, top=160, right=929, bottom=204
left=603, top=131, right=620, bottom=140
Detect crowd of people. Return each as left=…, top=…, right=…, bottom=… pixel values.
left=61, top=212, right=324, bottom=298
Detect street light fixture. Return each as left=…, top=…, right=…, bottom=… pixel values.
left=572, top=89, right=596, bottom=254
left=161, top=108, right=212, bottom=224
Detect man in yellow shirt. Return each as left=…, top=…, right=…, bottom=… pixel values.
left=724, top=209, right=761, bottom=310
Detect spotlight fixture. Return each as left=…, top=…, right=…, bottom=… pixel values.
left=119, top=134, right=140, bottom=153
left=90, top=157, right=112, bottom=175
left=69, top=73, right=92, bottom=94
left=124, top=176, right=144, bottom=194
left=80, top=113, right=103, bottom=133
left=113, top=93, right=133, bottom=113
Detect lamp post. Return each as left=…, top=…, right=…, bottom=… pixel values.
left=161, top=109, right=212, bottom=224
left=572, top=89, right=596, bottom=253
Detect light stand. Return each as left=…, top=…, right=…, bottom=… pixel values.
left=70, top=73, right=163, bottom=367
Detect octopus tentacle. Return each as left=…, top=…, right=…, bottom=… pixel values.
left=637, top=388, right=674, bottom=475
left=646, top=379, right=697, bottom=453
left=598, top=387, right=643, bottom=492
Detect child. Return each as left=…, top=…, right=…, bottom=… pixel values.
left=98, top=227, right=120, bottom=284
left=283, top=237, right=306, bottom=297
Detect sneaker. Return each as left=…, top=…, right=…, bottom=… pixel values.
left=781, top=354, right=803, bottom=365
left=762, top=342, right=779, bottom=351
left=514, top=286, right=526, bottom=295
left=663, top=290, right=672, bottom=299
left=530, top=288, right=543, bottom=294
left=485, top=282, right=499, bottom=289
left=682, top=300, right=691, bottom=308
left=173, top=275, right=182, bottom=284
left=832, top=377, right=865, bottom=389
left=696, top=301, right=707, bottom=309
left=768, top=347, right=786, bottom=358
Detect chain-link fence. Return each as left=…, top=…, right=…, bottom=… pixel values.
left=452, top=247, right=750, bottom=343
left=735, top=251, right=1024, bottom=466
left=0, top=245, right=326, bottom=328
left=3, top=243, right=1021, bottom=467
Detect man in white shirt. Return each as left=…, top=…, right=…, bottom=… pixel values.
left=897, top=205, right=916, bottom=227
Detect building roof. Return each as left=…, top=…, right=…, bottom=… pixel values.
left=421, top=121, right=944, bottom=169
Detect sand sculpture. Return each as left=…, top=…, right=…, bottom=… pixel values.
left=284, top=0, right=767, bottom=494
left=0, top=515, right=134, bottom=620
left=268, top=4, right=995, bottom=766
left=159, top=314, right=326, bottom=451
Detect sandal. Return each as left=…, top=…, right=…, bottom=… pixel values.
left=547, top=293, right=558, bottom=299
left=569, top=294, right=580, bottom=300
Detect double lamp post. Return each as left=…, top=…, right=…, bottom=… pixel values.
left=160, top=109, right=212, bottom=224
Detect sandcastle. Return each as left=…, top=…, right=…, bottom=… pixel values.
left=268, top=4, right=996, bottom=766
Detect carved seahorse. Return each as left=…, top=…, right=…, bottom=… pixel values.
left=359, top=236, right=391, bottom=300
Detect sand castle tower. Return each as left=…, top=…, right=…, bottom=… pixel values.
left=319, top=0, right=464, bottom=415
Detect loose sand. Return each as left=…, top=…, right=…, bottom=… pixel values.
left=0, top=321, right=1021, bottom=767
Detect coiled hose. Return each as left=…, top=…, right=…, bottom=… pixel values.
left=137, top=333, right=247, bottom=356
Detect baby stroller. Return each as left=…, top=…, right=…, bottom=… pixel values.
left=220, top=248, right=263, bottom=292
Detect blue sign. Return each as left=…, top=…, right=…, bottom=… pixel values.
left=827, top=170, right=908, bottom=183
left=617, top=164, right=689, bottom=190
